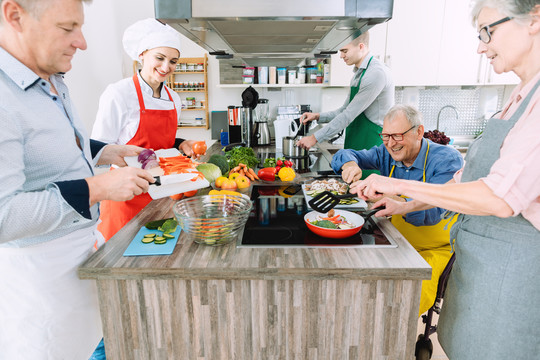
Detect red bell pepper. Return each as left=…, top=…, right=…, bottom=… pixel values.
left=257, top=167, right=277, bottom=181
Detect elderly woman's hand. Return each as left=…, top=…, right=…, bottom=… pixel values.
left=350, top=174, right=400, bottom=200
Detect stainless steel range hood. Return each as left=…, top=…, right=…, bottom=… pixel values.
left=154, top=0, right=394, bottom=67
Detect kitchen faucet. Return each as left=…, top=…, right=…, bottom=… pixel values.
left=436, top=105, right=459, bottom=131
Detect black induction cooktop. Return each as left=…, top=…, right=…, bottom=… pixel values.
left=238, top=185, right=397, bottom=248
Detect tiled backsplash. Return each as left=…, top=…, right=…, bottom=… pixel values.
left=395, top=86, right=505, bottom=136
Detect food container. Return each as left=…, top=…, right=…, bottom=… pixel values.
left=277, top=67, right=287, bottom=84
left=282, top=135, right=308, bottom=158
left=173, top=195, right=252, bottom=246
left=287, top=69, right=297, bottom=84
left=258, top=66, right=268, bottom=84
left=306, top=67, right=318, bottom=83
left=186, top=97, right=196, bottom=108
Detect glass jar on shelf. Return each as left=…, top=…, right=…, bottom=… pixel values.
left=187, top=63, right=195, bottom=72
left=186, top=97, right=196, bottom=108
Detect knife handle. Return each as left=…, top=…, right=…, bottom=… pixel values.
left=153, top=176, right=161, bottom=186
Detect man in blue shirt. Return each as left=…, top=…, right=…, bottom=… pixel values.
left=331, top=104, right=464, bottom=315
left=0, top=0, right=154, bottom=358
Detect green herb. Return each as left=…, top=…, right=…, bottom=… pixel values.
left=158, top=219, right=178, bottom=234
left=263, top=157, right=276, bottom=168
left=224, top=146, right=259, bottom=169
left=312, top=220, right=338, bottom=229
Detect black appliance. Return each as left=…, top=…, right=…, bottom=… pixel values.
left=239, top=185, right=395, bottom=248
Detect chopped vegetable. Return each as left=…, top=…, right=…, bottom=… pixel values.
left=158, top=219, right=178, bottom=234
left=138, top=149, right=156, bottom=164
left=311, top=220, right=337, bottom=229
left=142, top=159, right=159, bottom=169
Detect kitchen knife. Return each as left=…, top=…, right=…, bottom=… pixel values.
left=152, top=173, right=198, bottom=186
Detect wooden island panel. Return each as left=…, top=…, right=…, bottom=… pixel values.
left=97, top=278, right=420, bottom=360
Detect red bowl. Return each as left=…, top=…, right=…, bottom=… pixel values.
left=304, top=210, right=365, bottom=239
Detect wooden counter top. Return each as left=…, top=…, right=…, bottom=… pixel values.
left=79, top=142, right=430, bottom=282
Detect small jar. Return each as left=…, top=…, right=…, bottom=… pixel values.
left=196, top=63, right=204, bottom=71
left=179, top=63, right=187, bottom=72
left=187, top=63, right=195, bottom=72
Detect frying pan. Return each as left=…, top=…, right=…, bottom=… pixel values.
left=304, top=207, right=383, bottom=239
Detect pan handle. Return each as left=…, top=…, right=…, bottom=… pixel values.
left=361, top=205, right=386, bottom=220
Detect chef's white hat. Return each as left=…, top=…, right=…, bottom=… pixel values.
left=123, top=18, right=182, bottom=62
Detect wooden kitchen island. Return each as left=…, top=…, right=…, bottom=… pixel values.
left=79, top=144, right=431, bottom=360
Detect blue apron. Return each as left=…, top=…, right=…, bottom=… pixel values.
left=438, top=78, right=540, bottom=359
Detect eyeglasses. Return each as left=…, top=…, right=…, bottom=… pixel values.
left=478, top=16, right=513, bottom=44
left=379, top=126, right=417, bottom=142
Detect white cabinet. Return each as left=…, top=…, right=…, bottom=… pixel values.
left=367, top=0, right=519, bottom=86
left=384, top=0, right=446, bottom=86
left=437, top=0, right=519, bottom=85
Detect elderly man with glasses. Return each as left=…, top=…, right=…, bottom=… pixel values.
left=331, top=104, right=463, bottom=316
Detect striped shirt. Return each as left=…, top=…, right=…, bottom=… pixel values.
left=0, top=46, right=101, bottom=247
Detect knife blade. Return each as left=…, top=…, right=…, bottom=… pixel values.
left=152, top=173, right=198, bottom=186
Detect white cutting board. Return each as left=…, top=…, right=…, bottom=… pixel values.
left=125, top=148, right=209, bottom=199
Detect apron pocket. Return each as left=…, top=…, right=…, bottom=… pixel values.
left=454, top=227, right=512, bottom=307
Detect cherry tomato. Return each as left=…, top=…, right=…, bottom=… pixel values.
left=183, top=190, right=198, bottom=197
left=277, top=159, right=283, bottom=166
left=192, top=141, right=207, bottom=156
left=170, top=193, right=184, bottom=200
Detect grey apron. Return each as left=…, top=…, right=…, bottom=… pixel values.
left=438, top=79, right=540, bottom=360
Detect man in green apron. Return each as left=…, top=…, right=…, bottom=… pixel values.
left=296, top=31, right=394, bottom=178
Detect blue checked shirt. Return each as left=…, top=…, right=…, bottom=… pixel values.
left=0, top=47, right=106, bottom=247
left=331, top=138, right=464, bottom=226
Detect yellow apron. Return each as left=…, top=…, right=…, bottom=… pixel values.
left=389, top=142, right=456, bottom=315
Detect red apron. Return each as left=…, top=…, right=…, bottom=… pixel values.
left=98, top=75, right=177, bottom=241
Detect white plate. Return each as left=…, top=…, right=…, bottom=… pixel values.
left=302, top=184, right=367, bottom=210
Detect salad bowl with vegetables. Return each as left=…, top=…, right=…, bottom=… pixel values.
left=304, top=209, right=365, bottom=239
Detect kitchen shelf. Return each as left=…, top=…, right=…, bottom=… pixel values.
left=166, top=54, right=209, bottom=130
left=174, top=90, right=205, bottom=93
left=173, top=71, right=205, bottom=74
left=181, top=107, right=207, bottom=111
left=177, top=125, right=206, bottom=129
left=218, top=83, right=324, bottom=88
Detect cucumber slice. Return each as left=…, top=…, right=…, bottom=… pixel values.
left=154, top=239, right=167, bottom=244
left=144, top=233, right=156, bottom=238
left=141, top=237, right=154, bottom=244
left=163, top=233, right=175, bottom=239
left=154, top=237, right=166, bottom=242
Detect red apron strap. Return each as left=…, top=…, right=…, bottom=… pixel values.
left=132, top=74, right=146, bottom=112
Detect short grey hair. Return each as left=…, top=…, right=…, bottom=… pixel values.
left=471, top=0, right=540, bottom=25
left=384, top=104, right=423, bottom=127
left=0, top=0, right=90, bottom=21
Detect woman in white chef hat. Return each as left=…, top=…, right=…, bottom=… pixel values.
left=92, top=18, right=200, bottom=241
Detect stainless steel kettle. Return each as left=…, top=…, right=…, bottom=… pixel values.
left=252, top=121, right=271, bottom=146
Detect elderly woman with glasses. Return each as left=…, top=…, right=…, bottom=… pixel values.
left=351, top=1, right=540, bottom=358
